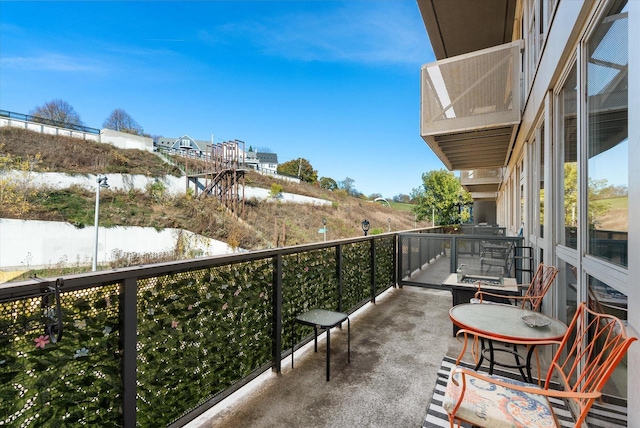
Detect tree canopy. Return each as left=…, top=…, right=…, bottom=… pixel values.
left=30, top=99, right=83, bottom=128
left=103, top=108, right=144, bottom=135
left=392, top=193, right=411, bottom=203
left=277, top=158, right=318, bottom=183
left=411, top=169, right=472, bottom=225
left=339, top=177, right=360, bottom=197
left=319, top=176, right=338, bottom=190
left=563, top=162, right=614, bottom=229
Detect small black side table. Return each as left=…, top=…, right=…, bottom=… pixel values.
left=292, top=309, right=350, bottom=381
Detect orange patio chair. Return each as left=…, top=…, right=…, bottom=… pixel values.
left=442, top=302, right=637, bottom=427
left=474, top=263, right=558, bottom=311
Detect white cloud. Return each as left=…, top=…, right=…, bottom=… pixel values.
left=214, top=2, right=432, bottom=66
left=1, top=53, right=102, bottom=73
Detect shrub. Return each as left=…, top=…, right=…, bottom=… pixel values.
left=269, top=183, right=283, bottom=198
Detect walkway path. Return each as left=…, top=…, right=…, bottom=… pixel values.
left=190, top=287, right=457, bottom=428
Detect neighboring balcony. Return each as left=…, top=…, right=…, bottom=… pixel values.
left=460, top=167, right=503, bottom=199
left=420, top=41, right=522, bottom=171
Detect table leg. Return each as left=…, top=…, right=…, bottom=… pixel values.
left=488, top=340, right=495, bottom=375
left=512, top=344, right=527, bottom=381
left=525, top=345, right=536, bottom=383
left=314, top=326, right=318, bottom=352
left=474, top=338, right=486, bottom=371
left=326, top=327, right=331, bottom=381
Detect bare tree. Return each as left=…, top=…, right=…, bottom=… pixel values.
left=30, top=99, right=83, bottom=127
left=103, top=108, right=144, bottom=135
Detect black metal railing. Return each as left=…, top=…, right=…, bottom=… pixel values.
left=0, top=233, right=398, bottom=427
left=0, top=109, right=101, bottom=134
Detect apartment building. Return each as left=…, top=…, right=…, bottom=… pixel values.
left=417, top=0, right=638, bottom=422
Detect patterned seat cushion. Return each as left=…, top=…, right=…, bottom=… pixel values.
left=443, top=367, right=558, bottom=428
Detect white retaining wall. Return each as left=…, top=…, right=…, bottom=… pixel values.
left=8, top=171, right=186, bottom=194
left=0, top=117, right=153, bottom=151
left=0, top=116, right=101, bottom=142
left=4, top=171, right=332, bottom=205
left=0, top=218, right=234, bottom=270
left=100, top=128, right=153, bottom=152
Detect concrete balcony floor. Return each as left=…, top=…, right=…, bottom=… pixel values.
left=189, top=287, right=459, bottom=428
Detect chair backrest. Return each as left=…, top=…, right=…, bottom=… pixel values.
left=545, top=302, right=636, bottom=426
left=521, top=263, right=558, bottom=311
left=503, top=242, right=516, bottom=277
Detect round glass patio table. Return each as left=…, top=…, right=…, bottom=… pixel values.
left=449, top=303, right=567, bottom=382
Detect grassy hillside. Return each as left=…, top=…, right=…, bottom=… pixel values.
left=597, top=196, right=628, bottom=232
left=389, top=201, right=415, bottom=211
left=1, top=127, right=182, bottom=176
left=1, top=127, right=422, bottom=254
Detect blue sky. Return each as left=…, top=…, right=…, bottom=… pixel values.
left=0, top=0, right=444, bottom=198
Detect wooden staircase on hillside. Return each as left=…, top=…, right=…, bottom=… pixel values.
left=189, top=140, right=247, bottom=218
left=196, top=168, right=246, bottom=217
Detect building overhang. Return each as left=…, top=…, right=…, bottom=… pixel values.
left=417, top=0, right=519, bottom=203
left=416, top=0, right=517, bottom=60
left=461, top=167, right=504, bottom=195
left=420, top=41, right=522, bottom=172
left=469, top=191, right=500, bottom=201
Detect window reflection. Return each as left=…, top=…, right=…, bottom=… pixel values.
left=559, top=262, right=578, bottom=326
left=586, top=0, right=628, bottom=267
left=587, top=275, right=628, bottom=399
left=559, top=64, right=577, bottom=249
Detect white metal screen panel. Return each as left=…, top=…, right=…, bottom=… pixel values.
left=421, top=41, right=522, bottom=136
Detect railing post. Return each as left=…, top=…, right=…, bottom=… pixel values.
left=336, top=244, right=343, bottom=312
left=370, top=238, right=376, bottom=304
left=428, top=236, right=435, bottom=262
left=406, top=236, right=412, bottom=278
left=122, top=277, right=137, bottom=428
left=393, top=234, right=398, bottom=288
left=450, top=236, right=458, bottom=273
left=396, top=235, right=403, bottom=288
left=272, top=254, right=283, bottom=373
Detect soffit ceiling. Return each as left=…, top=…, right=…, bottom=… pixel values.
left=427, top=126, right=516, bottom=170
left=416, top=0, right=517, bottom=60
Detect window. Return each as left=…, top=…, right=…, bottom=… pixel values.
left=519, top=161, right=525, bottom=232
left=559, top=261, right=578, bottom=325
left=586, top=0, right=628, bottom=267
left=525, top=0, right=539, bottom=89
left=525, top=0, right=546, bottom=90
left=538, top=123, right=545, bottom=238
left=558, top=63, right=578, bottom=249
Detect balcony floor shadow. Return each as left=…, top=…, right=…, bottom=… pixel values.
left=189, top=287, right=460, bottom=428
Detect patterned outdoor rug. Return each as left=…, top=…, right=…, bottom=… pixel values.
left=423, top=356, right=628, bottom=428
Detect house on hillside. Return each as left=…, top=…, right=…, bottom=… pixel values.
left=255, top=152, right=278, bottom=174
left=155, top=137, right=279, bottom=174
left=155, top=135, right=210, bottom=157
